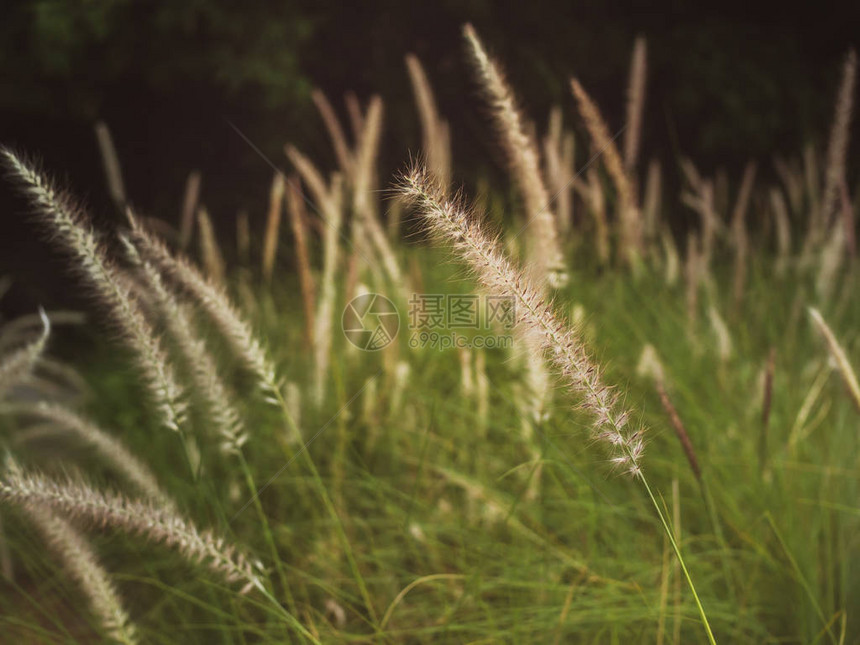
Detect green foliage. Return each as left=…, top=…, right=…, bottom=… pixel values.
left=0, top=0, right=313, bottom=116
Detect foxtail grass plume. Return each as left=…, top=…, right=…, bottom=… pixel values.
left=262, top=172, right=285, bottom=282
left=730, top=161, right=757, bottom=310
left=820, top=49, right=857, bottom=233
left=26, top=503, right=139, bottom=644
left=708, top=306, right=733, bottom=361
left=285, top=176, right=317, bottom=347
left=123, top=236, right=248, bottom=455
left=312, top=89, right=354, bottom=175
left=400, top=164, right=644, bottom=476
left=344, top=91, right=365, bottom=138
left=655, top=381, right=701, bottom=481
left=769, top=188, right=792, bottom=275
left=0, top=469, right=264, bottom=593
left=196, top=206, right=226, bottom=284
left=9, top=400, right=173, bottom=507
left=0, top=309, right=50, bottom=400
left=179, top=170, right=202, bottom=250
left=93, top=121, right=127, bottom=213
left=463, top=24, right=567, bottom=290
left=623, top=36, right=647, bottom=171
left=352, top=96, right=408, bottom=292
left=636, top=343, right=665, bottom=385
left=809, top=307, right=860, bottom=411
left=0, top=150, right=186, bottom=433
left=542, top=106, right=574, bottom=236
left=406, top=54, right=452, bottom=188
left=127, top=213, right=279, bottom=400
left=570, top=77, right=641, bottom=262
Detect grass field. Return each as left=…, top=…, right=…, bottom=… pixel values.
left=0, top=25, right=858, bottom=644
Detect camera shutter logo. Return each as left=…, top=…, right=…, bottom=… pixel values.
left=342, top=293, right=400, bottom=350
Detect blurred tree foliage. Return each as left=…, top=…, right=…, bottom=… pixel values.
left=0, top=0, right=314, bottom=118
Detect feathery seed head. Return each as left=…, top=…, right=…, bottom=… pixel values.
left=0, top=469, right=263, bottom=593
left=400, top=163, right=645, bottom=474
left=0, top=308, right=50, bottom=400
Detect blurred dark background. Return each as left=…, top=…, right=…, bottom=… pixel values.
left=1, top=0, right=858, bottom=314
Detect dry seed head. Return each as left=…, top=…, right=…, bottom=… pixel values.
left=262, top=172, right=285, bottom=282
left=0, top=469, right=264, bottom=593
left=809, top=307, right=860, bottom=411
left=127, top=213, right=278, bottom=398
left=0, top=150, right=186, bottom=433
left=285, top=176, right=317, bottom=348
left=93, top=121, right=127, bottom=212
left=406, top=53, right=452, bottom=187
left=123, top=236, right=248, bottom=455
left=0, top=309, right=50, bottom=400
left=570, top=78, right=641, bottom=260
left=623, top=36, right=647, bottom=171
left=10, top=400, right=173, bottom=508
left=311, top=88, right=354, bottom=174
left=399, top=164, right=645, bottom=474
left=179, top=170, right=202, bottom=250
left=463, top=24, right=566, bottom=290
left=196, top=206, right=225, bottom=284
left=821, top=49, right=857, bottom=230
left=25, top=504, right=139, bottom=644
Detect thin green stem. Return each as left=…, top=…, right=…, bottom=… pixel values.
left=236, top=451, right=299, bottom=630
left=270, top=386, right=381, bottom=632
left=639, top=472, right=717, bottom=645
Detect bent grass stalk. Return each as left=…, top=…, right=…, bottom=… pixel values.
left=400, top=164, right=716, bottom=644
left=0, top=309, right=50, bottom=400
left=26, top=504, right=139, bottom=644
left=130, top=214, right=379, bottom=630
left=0, top=150, right=187, bottom=438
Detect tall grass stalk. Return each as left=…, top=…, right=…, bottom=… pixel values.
left=0, top=309, right=50, bottom=400
left=623, top=36, right=647, bottom=172
left=463, top=24, right=566, bottom=289
left=1, top=149, right=187, bottom=436
left=93, top=121, right=127, bottom=213
left=400, top=164, right=717, bottom=643
left=26, top=503, right=138, bottom=644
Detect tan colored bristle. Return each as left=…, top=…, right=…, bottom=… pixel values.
left=1, top=150, right=186, bottom=434
left=571, top=77, right=641, bottom=262
left=9, top=401, right=173, bottom=507
left=128, top=213, right=279, bottom=399
left=809, top=307, right=860, bottom=411
left=285, top=176, right=316, bottom=347
left=731, top=162, right=757, bottom=310
left=0, top=309, right=50, bottom=400
left=401, top=163, right=645, bottom=477
left=179, top=170, right=202, bottom=250
left=93, top=121, right=127, bottom=212
left=656, top=380, right=701, bottom=481
left=262, top=172, right=285, bottom=282
left=623, top=37, right=647, bottom=171
left=26, top=504, right=139, bottom=644
left=0, top=469, right=263, bottom=593
left=821, top=50, right=857, bottom=232
left=312, top=89, right=354, bottom=174
left=406, top=54, right=451, bottom=187
left=463, top=24, right=566, bottom=290
left=197, top=206, right=225, bottom=285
